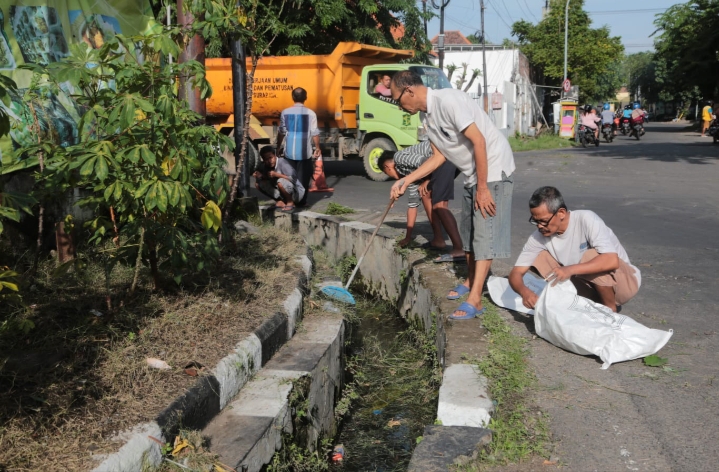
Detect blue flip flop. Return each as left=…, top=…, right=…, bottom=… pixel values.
left=447, top=284, right=470, bottom=300
left=449, top=302, right=487, bottom=320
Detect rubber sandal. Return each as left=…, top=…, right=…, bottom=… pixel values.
left=448, top=302, right=486, bottom=320
left=446, top=284, right=470, bottom=300
left=434, top=253, right=466, bottom=263
left=280, top=206, right=295, bottom=212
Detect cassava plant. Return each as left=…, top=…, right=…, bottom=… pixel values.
left=21, top=31, right=233, bottom=291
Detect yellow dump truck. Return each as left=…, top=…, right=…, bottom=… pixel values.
left=205, top=42, right=452, bottom=181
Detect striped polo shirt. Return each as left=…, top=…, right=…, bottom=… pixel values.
left=279, top=103, right=320, bottom=161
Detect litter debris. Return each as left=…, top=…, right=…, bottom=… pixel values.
left=146, top=358, right=171, bottom=370
left=171, top=436, right=193, bottom=456
left=90, top=309, right=103, bottom=317
left=323, top=301, right=341, bottom=313
left=183, top=361, right=205, bottom=377
left=331, top=444, right=345, bottom=462
left=372, top=409, right=383, bottom=415
left=387, top=419, right=402, bottom=427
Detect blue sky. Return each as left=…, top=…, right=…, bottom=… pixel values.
left=422, top=1, right=683, bottom=53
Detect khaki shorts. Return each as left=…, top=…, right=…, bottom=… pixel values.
left=703, top=120, right=712, bottom=129
left=532, top=249, right=639, bottom=305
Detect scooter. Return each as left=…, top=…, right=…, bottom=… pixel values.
left=619, top=117, right=631, bottom=135
left=578, top=124, right=600, bottom=148
left=601, top=123, right=614, bottom=143
left=629, top=117, right=645, bottom=140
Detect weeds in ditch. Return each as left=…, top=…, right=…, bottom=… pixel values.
left=325, top=203, right=355, bottom=216
left=267, top=436, right=332, bottom=472
left=475, top=306, right=550, bottom=465
left=336, top=255, right=357, bottom=284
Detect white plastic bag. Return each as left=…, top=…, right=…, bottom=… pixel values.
left=487, top=274, right=546, bottom=315
left=534, top=280, right=673, bottom=369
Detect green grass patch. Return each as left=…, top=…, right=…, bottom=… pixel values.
left=476, top=305, right=549, bottom=465
left=508, top=133, right=575, bottom=152
left=325, top=202, right=355, bottom=216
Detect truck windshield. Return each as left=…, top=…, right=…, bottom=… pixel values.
left=410, top=66, right=452, bottom=90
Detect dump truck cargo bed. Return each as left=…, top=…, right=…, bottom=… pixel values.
left=205, top=42, right=414, bottom=130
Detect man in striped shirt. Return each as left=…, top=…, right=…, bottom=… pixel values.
left=277, top=88, right=321, bottom=206
left=378, top=141, right=464, bottom=263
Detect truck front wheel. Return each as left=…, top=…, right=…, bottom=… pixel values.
left=362, top=137, right=395, bottom=182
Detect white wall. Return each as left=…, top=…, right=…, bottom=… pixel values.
left=431, top=49, right=535, bottom=135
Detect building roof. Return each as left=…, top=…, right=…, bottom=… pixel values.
left=430, top=30, right=472, bottom=46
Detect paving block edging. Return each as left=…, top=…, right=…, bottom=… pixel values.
left=91, top=247, right=314, bottom=472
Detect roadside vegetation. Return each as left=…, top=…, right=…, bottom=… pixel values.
left=474, top=305, right=550, bottom=466
left=0, top=225, right=303, bottom=470
left=508, top=134, right=575, bottom=153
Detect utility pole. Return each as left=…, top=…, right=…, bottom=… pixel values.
left=563, top=0, right=570, bottom=82
left=480, top=0, right=488, bottom=112
left=422, top=0, right=428, bottom=37
left=177, top=0, right=206, bottom=118
left=431, top=0, right=451, bottom=70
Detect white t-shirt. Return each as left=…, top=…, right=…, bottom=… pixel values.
left=515, top=210, right=641, bottom=287
left=424, top=88, right=515, bottom=187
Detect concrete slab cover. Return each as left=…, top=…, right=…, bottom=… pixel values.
left=408, top=425, right=491, bottom=472
left=437, top=364, right=493, bottom=427
left=91, top=422, right=164, bottom=472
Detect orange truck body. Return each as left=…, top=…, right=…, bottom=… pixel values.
left=205, top=42, right=414, bottom=131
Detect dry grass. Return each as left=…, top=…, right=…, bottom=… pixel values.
left=0, top=225, right=304, bottom=471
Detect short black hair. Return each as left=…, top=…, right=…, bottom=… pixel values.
left=391, top=70, right=424, bottom=90
left=260, top=146, right=275, bottom=158
left=292, top=87, right=307, bottom=103
left=377, top=151, right=396, bottom=174
left=528, top=186, right=567, bottom=213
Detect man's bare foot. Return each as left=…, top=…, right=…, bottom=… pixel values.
left=275, top=201, right=286, bottom=208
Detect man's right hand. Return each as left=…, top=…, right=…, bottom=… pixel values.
left=391, top=179, right=408, bottom=200
left=521, top=290, right=539, bottom=310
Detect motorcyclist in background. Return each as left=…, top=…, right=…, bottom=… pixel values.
left=600, top=103, right=615, bottom=135
left=580, top=104, right=601, bottom=140
left=631, top=102, right=647, bottom=122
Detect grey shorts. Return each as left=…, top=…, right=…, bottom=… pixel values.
left=460, top=172, right=513, bottom=260
left=258, top=178, right=304, bottom=203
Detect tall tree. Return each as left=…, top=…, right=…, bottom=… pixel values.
left=652, top=0, right=719, bottom=101
left=511, top=0, right=623, bottom=102
left=202, top=0, right=431, bottom=61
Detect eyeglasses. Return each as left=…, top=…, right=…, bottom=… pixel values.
left=394, top=87, right=409, bottom=109
left=529, top=208, right=560, bottom=227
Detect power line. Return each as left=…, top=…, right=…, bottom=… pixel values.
left=587, top=9, right=666, bottom=15
left=522, top=0, right=539, bottom=22
left=486, top=0, right=513, bottom=29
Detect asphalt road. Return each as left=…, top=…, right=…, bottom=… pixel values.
left=250, top=122, right=719, bottom=471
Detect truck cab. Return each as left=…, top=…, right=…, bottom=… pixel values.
left=358, top=65, right=452, bottom=181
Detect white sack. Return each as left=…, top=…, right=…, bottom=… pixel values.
left=534, top=280, right=673, bottom=369
left=487, top=274, right=546, bottom=315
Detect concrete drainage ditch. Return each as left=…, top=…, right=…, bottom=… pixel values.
left=91, top=208, right=494, bottom=471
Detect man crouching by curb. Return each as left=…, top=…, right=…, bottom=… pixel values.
left=389, top=70, right=516, bottom=320
left=254, top=146, right=305, bottom=212
left=509, top=186, right=641, bottom=312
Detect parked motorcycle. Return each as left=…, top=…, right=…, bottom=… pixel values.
left=601, top=123, right=614, bottom=143
left=709, top=119, right=719, bottom=143
left=578, top=124, right=600, bottom=147
left=629, top=117, right=645, bottom=140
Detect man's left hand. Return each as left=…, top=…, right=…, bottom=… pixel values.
left=474, top=186, right=496, bottom=218
left=545, top=266, right=574, bottom=286
left=313, top=148, right=322, bottom=158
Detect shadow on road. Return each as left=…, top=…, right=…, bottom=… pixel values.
left=577, top=140, right=718, bottom=165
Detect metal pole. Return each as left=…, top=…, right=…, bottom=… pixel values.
left=563, top=0, right=570, bottom=82
left=231, top=38, right=248, bottom=194
left=422, top=0, right=428, bottom=37
left=480, top=0, right=488, bottom=112
left=432, top=0, right=451, bottom=70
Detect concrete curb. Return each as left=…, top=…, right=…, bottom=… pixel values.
left=91, top=243, right=313, bottom=472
